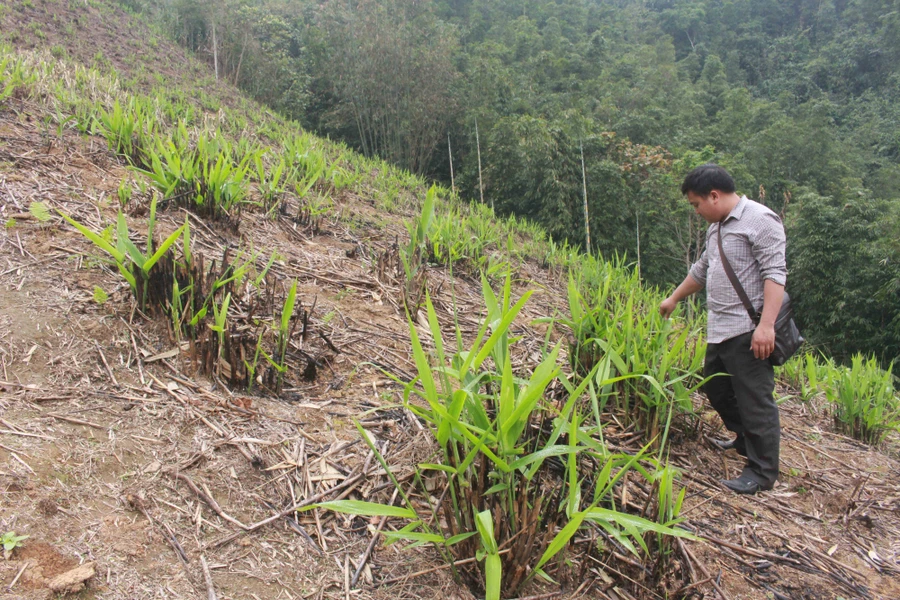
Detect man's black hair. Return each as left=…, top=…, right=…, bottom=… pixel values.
left=680, top=163, right=736, bottom=196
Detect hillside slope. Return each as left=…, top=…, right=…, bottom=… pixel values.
left=0, top=2, right=898, bottom=600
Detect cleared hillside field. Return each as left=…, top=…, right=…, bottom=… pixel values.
left=0, top=2, right=898, bottom=599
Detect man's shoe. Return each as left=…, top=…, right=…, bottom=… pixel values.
left=710, top=436, right=748, bottom=457
left=720, top=476, right=772, bottom=495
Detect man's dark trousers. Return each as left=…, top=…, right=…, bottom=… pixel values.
left=703, top=331, right=779, bottom=487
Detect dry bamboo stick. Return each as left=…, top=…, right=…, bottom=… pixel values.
left=169, top=472, right=249, bottom=530
left=200, top=555, right=217, bottom=600
left=681, top=542, right=731, bottom=600
left=0, top=428, right=56, bottom=440
left=45, top=413, right=105, bottom=430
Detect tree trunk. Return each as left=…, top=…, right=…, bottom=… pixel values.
left=448, top=134, right=456, bottom=193
left=636, top=210, right=641, bottom=279
left=476, top=119, right=485, bottom=207
left=211, top=19, right=219, bottom=81
left=233, top=32, right=247, bottom=87
left=581, top=141, right=590, bottom=253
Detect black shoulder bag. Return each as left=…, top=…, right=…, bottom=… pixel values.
left=717, top=224, right=803, bottom=366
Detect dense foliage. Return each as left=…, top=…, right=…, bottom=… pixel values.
left=120, top=0, right=900, bottom=366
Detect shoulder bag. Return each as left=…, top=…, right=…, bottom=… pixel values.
left=717, top=224, right=803, bottom=366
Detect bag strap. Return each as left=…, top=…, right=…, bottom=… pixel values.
left=716, top=223, right=760, bottom=325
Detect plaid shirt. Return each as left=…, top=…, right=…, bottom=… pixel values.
left=689, top=196, right=787, bottom=344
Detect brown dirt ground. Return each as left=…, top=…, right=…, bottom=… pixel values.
left=1, top=2, right=899, bottom=599
left=0, top=95, right=480, bottom=600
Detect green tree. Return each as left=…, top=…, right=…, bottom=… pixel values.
left=786, top=190, right=900, bottom=365
left=479, top=115, right=581, bottom=240
left=311, top=0, right=460, bottom=174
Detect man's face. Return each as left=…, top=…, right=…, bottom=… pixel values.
left=686, top=191, right=721, bottom=223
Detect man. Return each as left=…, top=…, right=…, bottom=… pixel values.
left=660, top=164, right=786, bottom=495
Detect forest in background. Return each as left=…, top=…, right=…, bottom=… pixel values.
left=118, top=0, right=900, bottom=367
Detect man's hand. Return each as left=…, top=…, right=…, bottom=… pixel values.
left=751, top=323, right=776, bottom=360
left=660, top=275, right=703, bottom=320
left=659, top=296, right=678, bottom=319
left=751, top=280, right=785, bottom=360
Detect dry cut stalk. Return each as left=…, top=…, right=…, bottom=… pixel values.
left=46, top=413, right=105, bottom=430
left=245, top=472, right=365, bottom=532
left=200, top=555, right=217, bottom=600
left=0, top=428, right=56, bottom=440
left=351, top=487, right=400, bottom=587
left=169, top=472, right=249, bottom=530
left=344, top=553, right=350, bottom=600
left=96, top=343, right=119, bottom=386
left=6, top=561, right=29, bottom=592
left=681, top=542, right=731, bottom=600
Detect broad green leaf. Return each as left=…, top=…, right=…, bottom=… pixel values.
left=58, top=211, right=125, bottom=262
left=566, top=399, right=580, bottom=517
left=310, top=500, right=415, bottom=519
left=116, top=262, right=137, bottom=290
left=497, top=352, right=516, bottom=451
left=407, top=312, right=440, bottom=429
left=353, top=421, right=416, bottom=512
left=281, top=280, right=298, bottom=334
left=189, top=305, right=208, bottom=327
left=418, top=463, right=455, bottom=474
left=381, top=531, right=445, bottom=544
left=455, top=424, right=510, bottom=473
left=474, top=509, right=498, bottom=553
left=147, top=195, right=158, bottom=255
left=424, top=293, right=445, bottom=369
left=446, top=531, right=477, bottom=545
left=182, top=215, right=191, bottom=265
left=466, top=289, right=533, bottom=373
left=509, top=445, right=580, bottom=471
left=502, top=343, right=561, bottom=445
left=483, top=482, right=509, bottom=495
left=122, top=235, right=146, bottom=269
left=583, top=507, right=697, bottom=540
left=534, top=511, right=587, bottom=572
left=143, top=224, right=185, bottom=273
left=484, top=553, right=501, bottom=600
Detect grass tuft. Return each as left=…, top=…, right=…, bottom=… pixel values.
left=826, top=354, right=900, bottom=445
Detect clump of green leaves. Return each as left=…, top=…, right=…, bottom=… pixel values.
left=826, top=354, right=900, bottom=445
left=93, top=286, right=108, bottom=304
left=559, top=265, right=706, bottom=445
left=58, top=197, right=187, bottom=312
left=778, top=352, right=829, bottom=402
left=0, top=51, right=36, bottom=103
left=97, top=98, right=155, bottom=168
left=133, top=126, right=255, bottom=223
left=651, top=465, right=687, bottom=559
left=271, top=279, right=298, bottom=394
left=2, top=531, right=28, bottom=559
left=322, top=153, right=360, bottom=192
left=312, top=273, right=694, bottom=598
left=117, top=179, right=133, bottom=208
left=60, top=203, right=305, bottom=394
left=29, top=201, right=51, bottom=222
left=253, top=153, right=292, bottom=215
left=396, top=185, right=436, bottom=312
